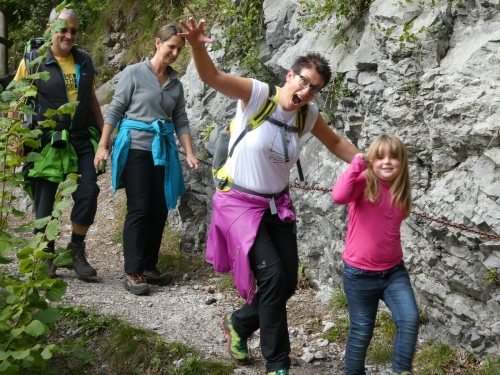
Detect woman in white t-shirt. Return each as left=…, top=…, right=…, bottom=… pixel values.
left=180, top=18, right=359, bottom=375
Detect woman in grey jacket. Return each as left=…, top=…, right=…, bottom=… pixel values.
left=94, top=24, right=199, bottom=296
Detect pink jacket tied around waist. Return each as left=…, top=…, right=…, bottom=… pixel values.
left=206, top=189, right=296, bottom=304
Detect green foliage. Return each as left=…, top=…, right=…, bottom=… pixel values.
left=374, top=22, right=426, bottom=49
left=399, top=23, right=426, bottom=49
left=366, top=311, right=396, bottom=365
left=329, top=285, right=348, bottom=310
left=5, top=0, right=109, bottom=71
left=329, top=72, right=352, bottom=103
left=306, top=317, right=322, bottom=332
left=44, top=306, right=235, bottom=374
left=477, top=356, right=500, bottom=375
left=201, top=123, right=215, bottom=141
left=481, top=267, right=499, bottom=285
left=217, top=273, right=235, bottom=292
left=323, top=317, right=350, bottom=342
left=185, top=0, right=265, bottom=77
left=414, top=339, right=457, bottom=375
left=0, top=5, right=80, bottom=371
left=297, top=264, right=310, bottom=289
left=297, top=0, right=372, bottom=31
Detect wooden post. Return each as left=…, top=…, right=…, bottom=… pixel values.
left=0, top=5, right=9, bottom=76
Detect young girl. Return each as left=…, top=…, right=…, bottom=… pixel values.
left=332, top=134, right=419, bottom=375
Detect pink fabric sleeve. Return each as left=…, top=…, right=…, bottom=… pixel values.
left=332, top=156, right=367, bottom=204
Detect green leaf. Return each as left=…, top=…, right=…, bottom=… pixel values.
left=35, top=263, right=50, bottom=279
left=0, top=360, right=20, bottom=374
left=0, top=91, right=17, bottom=103
left=10, top=209, right=25, bottom=218
left=25, top=320, right=46, bottom=337
left=18, top=257, right=34, bottom=273
left=34, top=250, right=52, bottom=259
left=34, top=308, right=60, bottom=324
left=27, top=55, right=44, bottom=70
left=58, top=178, right=78, bottom=196
left=17, top=104, right=37, bottom=115
left=45, top=279, right=67, bottom=301
left=42, top=108, right=59, bottom=118
left=51, top=209, right=62, bottom=218
left=28, top=71, right=50, bottom=82
left=41, top=345, right=55, bottom=360
left=26, top=151, right=43, bottom=162
left=45, top=220, right=59, bottom=241
left=0, top=256, right=10, bottom=264
left=57, top=101, right=80, bottom=114
left=0, top=239, right=15, bottom=256
left=9, top=326, right=24, bottom=339
left=16, top=247, right=34, bottom=260
left=55, top=200, right=71, bottom=210
left=53, top=252, right=72, bottom=268
left=39, top=119, right=56, bottom=129
left=0, top=351, right=8, bottom=361
left=10, top=350, right=30, bottom=360
left=33, top=217, right=50, bottom=229
left=24, top=139, right=41, bottom=149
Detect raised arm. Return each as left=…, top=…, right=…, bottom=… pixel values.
left=179, top=17, right=253, bottom=103
left=311, top=113, right=359, bottom=163
left=332, top=155, right=367, bottom=205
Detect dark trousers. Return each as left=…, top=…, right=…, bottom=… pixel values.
left=122, top=149, right=168, bottom=274
left=232, top=210, right=298, bottom=372
left=32, top=138, right=99, bottom=232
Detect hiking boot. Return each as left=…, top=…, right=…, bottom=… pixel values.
left=268, top=371, right=289, bottom=375
left=143, top=268, right=172, bottom=286
left=124, top=273, right=150, bottom=295
left=41, top=248, right=57, bottom=278
left=221, top=312, right=249, bottom=365
left=67, top=242, right=97, bottom=278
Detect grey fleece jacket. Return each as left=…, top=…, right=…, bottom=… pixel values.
left=104, top=58, right=191, bottom=150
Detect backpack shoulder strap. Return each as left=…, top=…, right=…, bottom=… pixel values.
left=247, top=84, right=278, bottom=130
left=228, top=84, right=278, bottom=157
left=24, top=48, right=40, bottom=76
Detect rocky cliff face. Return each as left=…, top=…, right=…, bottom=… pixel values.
left=97, top=0, right=500, bottom=357
left=176, top=0, right=500, bottom=356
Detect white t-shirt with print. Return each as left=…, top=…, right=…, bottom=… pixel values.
left=224, top=79, right=319, bottom=194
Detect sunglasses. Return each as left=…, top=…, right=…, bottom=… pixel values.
left=59, top=28, right=78, bottom=36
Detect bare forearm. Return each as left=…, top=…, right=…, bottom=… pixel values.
left=98, top=124, right=114, bottom=148
left=178, top=133, right=199, bottom=170
left=326, top=137, right=359, bottom=163
left=178, top=133, right=195, bottom=156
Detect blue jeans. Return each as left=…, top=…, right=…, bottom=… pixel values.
left=343, top=261, right=419, bottom=375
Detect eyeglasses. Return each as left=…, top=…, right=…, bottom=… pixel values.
left=295, top=73, right=323, bottom=96
left=59, top=28, right=78, bottom=36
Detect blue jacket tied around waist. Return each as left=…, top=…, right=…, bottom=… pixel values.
left=112, top=118, right=186, bottom=210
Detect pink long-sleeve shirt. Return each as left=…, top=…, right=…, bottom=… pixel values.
left=332, top=156, right=404, bottom=271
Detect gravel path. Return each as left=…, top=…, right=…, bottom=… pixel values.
left=16, top=172, right=395, bottom=375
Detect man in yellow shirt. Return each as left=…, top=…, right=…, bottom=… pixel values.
left=12, top=8, right=105, bottom=279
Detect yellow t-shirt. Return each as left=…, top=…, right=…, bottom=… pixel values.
left=14, top=53, right=96, bottom=104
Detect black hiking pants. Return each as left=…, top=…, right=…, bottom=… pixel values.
left=121, top=149, right=168, bottom=274
left=232, top=209, right=298, bottom=372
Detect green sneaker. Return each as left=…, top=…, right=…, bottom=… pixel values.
left=221, top=312, right=249, bottom=365
left=268, top=370, right=289, bottom=375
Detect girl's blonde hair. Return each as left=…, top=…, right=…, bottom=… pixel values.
left=364, top=134, right=412, bottom=218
